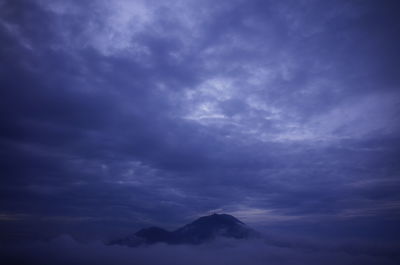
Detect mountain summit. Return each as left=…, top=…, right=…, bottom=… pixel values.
left=110, top=213, right=258, bottom=247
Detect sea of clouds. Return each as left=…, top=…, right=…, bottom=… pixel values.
left=1, top=235, right=399, bottom=265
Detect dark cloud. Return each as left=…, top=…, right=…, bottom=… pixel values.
left=0, top=1, right=399, bottom=263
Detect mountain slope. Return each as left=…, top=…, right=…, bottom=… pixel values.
left=110, top=213, right=258, bottom=247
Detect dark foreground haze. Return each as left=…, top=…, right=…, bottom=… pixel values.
left=2, top=236, right=400, bottom=265
left=1, top=0, right=400, bottom=264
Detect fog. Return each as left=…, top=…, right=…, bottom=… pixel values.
left=1, top=236, right=398, bottom=265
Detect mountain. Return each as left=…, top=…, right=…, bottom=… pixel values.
left=110, top=213, right=258, bottom=247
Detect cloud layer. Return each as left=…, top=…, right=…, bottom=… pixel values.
left=2, top=236, right=399, bottom=265
left=0, top=0, right=399, bottom=252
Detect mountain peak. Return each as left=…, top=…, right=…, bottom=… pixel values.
left=192, top=213, right=244, bottom=225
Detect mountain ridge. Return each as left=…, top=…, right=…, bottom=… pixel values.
left=110, top=213, right=258, bottom=247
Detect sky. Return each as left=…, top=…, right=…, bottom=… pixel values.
left=1, top=0, right=400, bottom=258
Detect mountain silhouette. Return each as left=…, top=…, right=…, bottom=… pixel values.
left=110, top=213, right=258, bottom=247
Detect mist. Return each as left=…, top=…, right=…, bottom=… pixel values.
left=2, top=235, right=399, bottom=265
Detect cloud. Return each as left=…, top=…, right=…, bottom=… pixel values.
left=0, top=0, right=399, bottom=248
left=1, top=236, right=399, bottom=265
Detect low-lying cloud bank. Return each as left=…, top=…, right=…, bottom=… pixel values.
left=1, top=236, right=399, bottom=265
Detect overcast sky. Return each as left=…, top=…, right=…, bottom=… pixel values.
left=1, top=0, right=400, bottom=248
